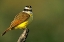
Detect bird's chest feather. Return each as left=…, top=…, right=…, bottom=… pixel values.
left=15, top=21, right=28, bottom=29
left=15, top=14, right=33, bottom=29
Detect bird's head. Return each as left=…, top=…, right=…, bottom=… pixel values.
left=24, top=5, right=32, bottom=12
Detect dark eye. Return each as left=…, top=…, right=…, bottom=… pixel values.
left=29, top=6, right=32, bottom=8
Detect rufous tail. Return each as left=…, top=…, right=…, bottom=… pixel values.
left=1, top=28, right=11, bottom=36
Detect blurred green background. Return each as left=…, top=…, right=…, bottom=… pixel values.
left=0, top=0, right=64, bottom=42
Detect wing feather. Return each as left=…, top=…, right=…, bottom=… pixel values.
left=9, top=12, right=30, bottom=29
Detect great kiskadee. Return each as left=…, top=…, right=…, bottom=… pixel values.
left=1, top=5, right=33, bottom=36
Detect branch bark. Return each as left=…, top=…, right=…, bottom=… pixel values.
left=17, top=28, right=29, bottom=42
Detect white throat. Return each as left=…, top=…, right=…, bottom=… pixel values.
left=25, top=7, right=32, bottom=10
left=22, top=11, right=32, bottom=14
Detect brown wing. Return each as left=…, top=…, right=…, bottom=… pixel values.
left=9, top=12, right=30, bottom=29
left=1, top=12, right=30, bottom=36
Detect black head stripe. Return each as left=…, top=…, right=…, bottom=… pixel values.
left=24, top=9, right=32, bottom=12
left=25, top=6, right=32, bottom=8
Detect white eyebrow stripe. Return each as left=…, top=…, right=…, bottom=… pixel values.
left=25, top=7, right=32, bottom=9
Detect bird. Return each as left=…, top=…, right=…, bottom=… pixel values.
left=1, top=5, right=33, bottom=36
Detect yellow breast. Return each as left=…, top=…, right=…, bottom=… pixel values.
left=15, top=14, right=33, bottom=29
left=15, top=21, right=28, bottom=29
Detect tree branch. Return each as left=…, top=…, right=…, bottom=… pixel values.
left=17, top=28, right=29, bottom=42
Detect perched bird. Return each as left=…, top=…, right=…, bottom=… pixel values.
left=1, top=5, right=33, bottom=36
